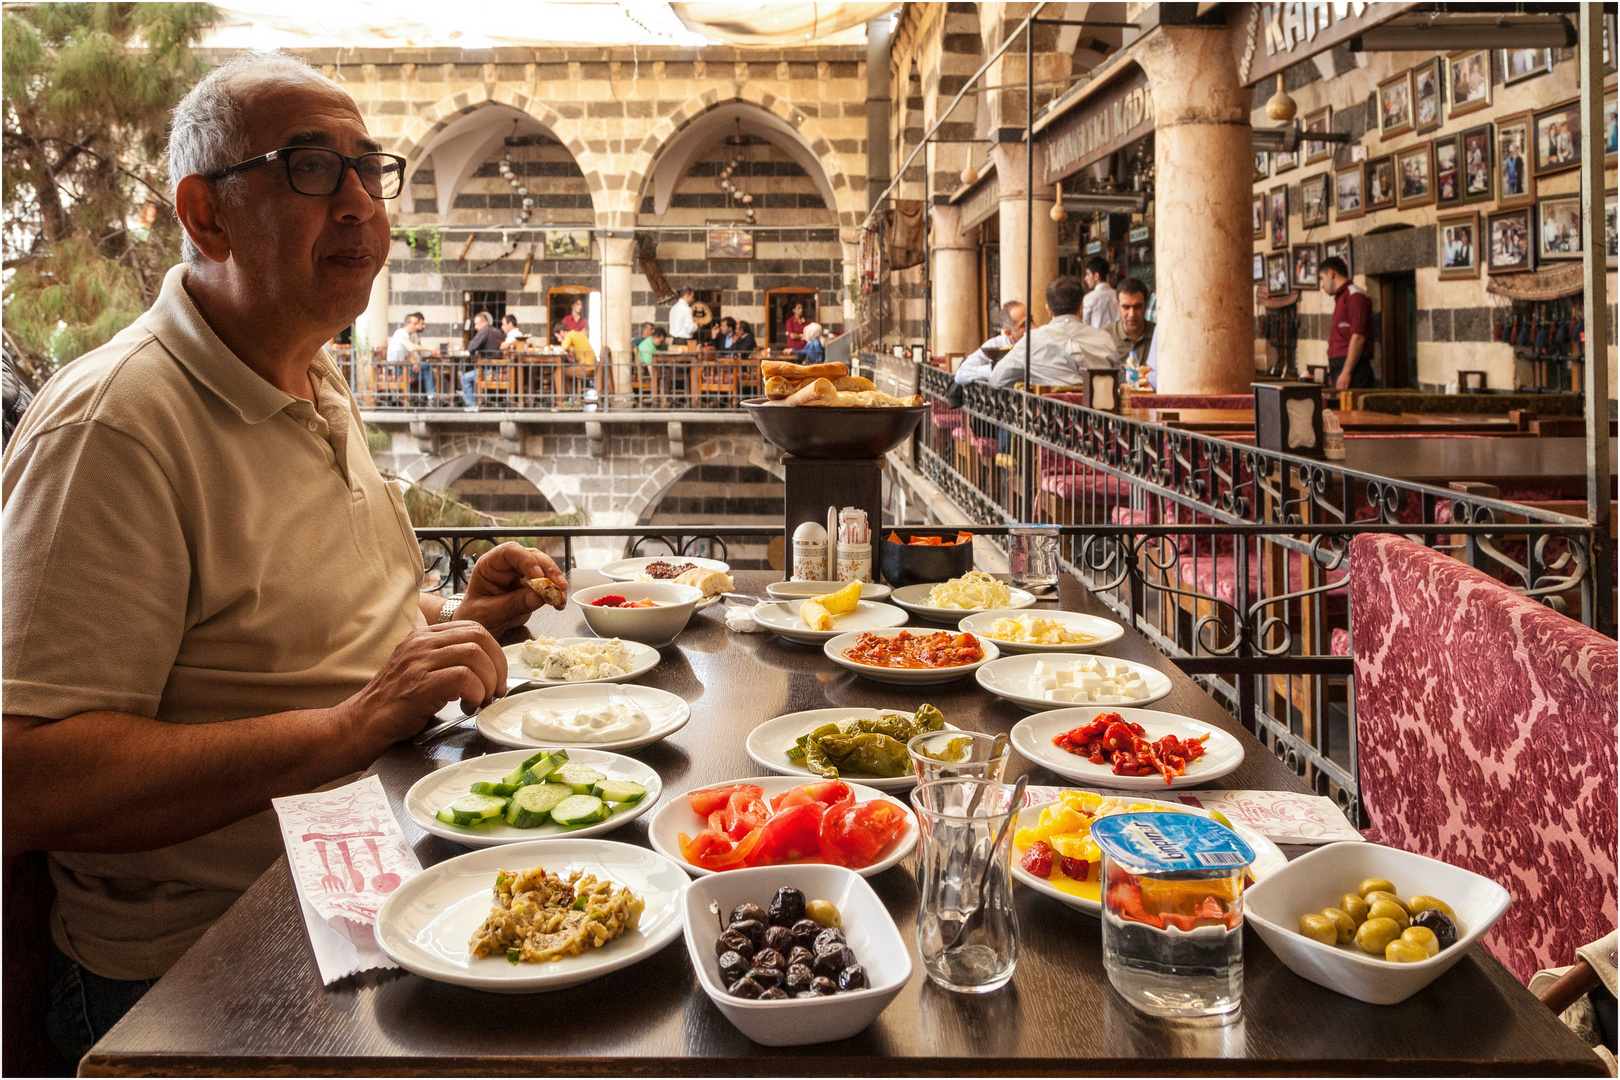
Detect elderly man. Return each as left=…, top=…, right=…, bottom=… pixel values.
left=1, top=51, right=568, bottom=1058
left=460, top=309, right=503, bottom=410
left=954, top=301, right=1026, bottom=385
left=990, top=276, right=1119, bottom=389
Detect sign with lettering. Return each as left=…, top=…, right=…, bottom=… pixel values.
left=1129, top=226, right=1151, bottom=242
left=1042, top=66, right=1154, bottom=185
left=1234, top=2, right=1417, bottom=87
left=956, top=172, right=1000, bottom=230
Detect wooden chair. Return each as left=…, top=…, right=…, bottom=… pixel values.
left=473, top=354, right=514, bottom=407
left=693, top=361, right=740, bottom=407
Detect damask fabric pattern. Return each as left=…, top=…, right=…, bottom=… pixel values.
left=1350, top=533, right=1618, bottom=984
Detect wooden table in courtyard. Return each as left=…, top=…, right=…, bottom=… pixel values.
left=81, top=573, right=1601, bottom=1076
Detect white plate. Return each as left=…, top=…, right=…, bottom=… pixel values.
left=957, top=608, right=1125, bottom=653
left=404, top=748, right=663, bottom=847
left=1010, top=795, right=1288, bottom=917
left=598, top=556, right=730, bottom=582
left=1010, top=706, right=1244, bottom=790
left=744, top=708, right=960, bottom=791
left=502, top=638, right=660, bottom=687
left=647, top=775, right=917, bottom=878
left=477, top=683, right=691, bottom=753
left=374, top=838, right=689, bottom=993
left=822, top=628, right=1000, bottom=685
left=889, top=581, right=1038, bottom=621
left=974, top=651, right=1172, bottom=710
left=766, top=580, right=892, bottom=602
left=750, top=600, right=909, bottom=644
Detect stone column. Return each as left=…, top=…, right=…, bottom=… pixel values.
left=600, top=236, right=635, bottom=406
left=989, top=141, right=1057, bottom=326
left=930, top=204, right=981, bottom=355
left=357, top=262, right=390, bottom=404
left=1135, top=25, right=1253, bottom=394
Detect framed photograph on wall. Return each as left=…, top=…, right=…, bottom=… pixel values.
left=1269, top=185, right=1289, bottom=248
left=1396, top=142, right=1434, bottom=208
left=1606, top=190, right=1617, bottom=269
left=1606, top=12, right=1615, bottom=75
left=1536, top=195, right=1582, bottom=261
left=1604, top=90, right=1617, bottom=165
left=1500, top=48, right=1553, bottom=87
left=1253, top=193, right=1265, bottom=239
left=1434, top=133, right=1463, bottom=206
left=1291, top=243, right=1321, bottom=290
left=1265, top=252, right=1290, bottom=296
left=1533, top=99, right=1582, bottom=176
left=1364, top=155, right=1396, bottom=211
left=1274, top=148, right=1298, bottom=174
left=1324, top=236, right=1353, bottom=278
left=705, top=224, right=755, bottom=259
left=1334, top=163, right=1365, bottom=221
left=1413, top=57, right=1444, bottom=134
left=542, top=230, right=593, bottom=259
left=1436, top=211, right=1480, bottom=279
left=1300, top=173, right=1330, bottom=228
left=1304, top=106, right=1334, bottom=165
left=1447, top=49, right=1492, bottom=120
left=1494, top=113, right=1535, bottom=208
left=1378, top=70, right=1414, bottom=139
left=1255, top=149, right=1271, bottom=182
left=1461, top=124, right=1493, bottom=203
left=1486, top=207, right=1534, bottom=275
left=1254, top=252, right=1265, bottom=282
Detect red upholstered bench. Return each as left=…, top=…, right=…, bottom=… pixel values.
left=1128, top=394, right=1256, bottom=410
left=1349, top=533, right=1618, bottom=983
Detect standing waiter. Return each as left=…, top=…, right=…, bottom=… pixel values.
left=1319, top=256, right=1378, bottom=390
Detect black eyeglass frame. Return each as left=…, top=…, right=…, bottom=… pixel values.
left=206, top=147, right=408, bottom=199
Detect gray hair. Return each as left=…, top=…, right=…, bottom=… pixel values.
left=168, top=50, right=334, bottom=265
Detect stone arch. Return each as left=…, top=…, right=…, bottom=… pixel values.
left=396, top=436, right=580, bottom=518
left=617, top=437, right=785, bottom=529
left=619, top=92, right=864, bottom=230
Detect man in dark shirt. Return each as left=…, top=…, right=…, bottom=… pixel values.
left=1320, top=257, right=1378, bottom=390
left=461, top=310, right=503, bottom=409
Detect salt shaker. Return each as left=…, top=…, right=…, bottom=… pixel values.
left=792, top=521, right=828, bottom=580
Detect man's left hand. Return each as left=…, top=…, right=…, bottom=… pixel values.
left=458, top=543, right=568, bottom=635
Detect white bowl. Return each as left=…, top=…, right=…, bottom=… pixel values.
left=682, top=864, right=911, bottom=1045
left=572, top=582, right=703, bottom=647
left=1244, top=841, right=1511, bottom=1005
left=822, top=628, right=999, bottom=685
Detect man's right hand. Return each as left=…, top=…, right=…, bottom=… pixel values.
left=339, top=622, right=508, bottom=744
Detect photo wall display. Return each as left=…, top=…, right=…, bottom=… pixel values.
left=1303, top=106, right=1334, bottom=165
left=1461, top=125, right=1493, bottom=203
left=1434, top=133, right=1462, bottom=206
left=1500, top=48, right=1552, bottom=87
left=1292, top=243, right=1321, bottom=290
left=1413, top=58, right=1443, bottom=135
left=1447, top=49, right=1492, bottom=120
left=1537, top=195, right=1582, bottom=262
left=1378, top=70, right=1414, bottom=139
left=1324, top=236, right=1353, bottom=279
left=1364, top=155, right=1396, bottom=211
left=1395, top=143, right=1434, bottom=209
left=1254, top=252, right=1265, bottom=282
left=1265, top=252, right=1290, bottom=296
left=1300, top=173, right=1330, bottom=229
left=1269, top=185, right=1289, bottom=249
left=1437, top=211, right=1480, bottom=279
left=1334, top=163, right=1365, bottom=221
left=1486, top=207, right=1534, bottom=275
left=1252, top=193, right=1265, bottom=240
left=1606, top=190, right=1617, bottom=269
left=1533, top=99, right=1582, bottom=177
left=1495, top=113, right=1534, bottom=209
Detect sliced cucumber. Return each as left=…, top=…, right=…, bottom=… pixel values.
left=591, top=779, right=648, bottom=805
left=441, top=793, right=508, bottom=827
left=501, top=749, right=568, bottom=787
left=470, top=780, right=520, bottom=797
left=549, top=794, right=608, bottom=827
left=553, top=763, right=607, bottom=795
left=503, top=782, right=572, bottom=828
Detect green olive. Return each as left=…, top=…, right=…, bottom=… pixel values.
left=1340, top=893, right=1370, bottom=924
left=1385, top=939, right=1430, bottom=963
left=1358, top=877, right=1398, bottom=899
left=1299, top=913, right=1338, bottom=945
left=1355, top=916, right=1403, bottom=955
left=1402, top=925, right=1440, bottom=957
left=805, top=899, right=841, bottom=928
left=1363, top=890, right=1408, bottom=913
left=1366, top=899, right=1410, bottom=929
left=1407, top=895, right=1456, bottom=921
left=1321, top=907, right=1357, bottom=944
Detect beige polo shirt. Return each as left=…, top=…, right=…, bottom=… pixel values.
left=2, top=264, right=425, bottom=980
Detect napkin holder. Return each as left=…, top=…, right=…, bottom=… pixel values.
left=1252, top=382, right=1325, bottom=459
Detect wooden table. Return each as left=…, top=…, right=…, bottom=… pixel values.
left=1343, top=436, right=1616, bottom=497
left=1123, top=408, right=1520, bottom=436
left=82, top=574, right=1601, bottom=1076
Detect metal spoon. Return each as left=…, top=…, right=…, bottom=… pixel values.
left=942, top=774, right=1027, bottom=954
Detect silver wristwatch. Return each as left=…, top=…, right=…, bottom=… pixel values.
left=436, top=594, right=465, bottom=623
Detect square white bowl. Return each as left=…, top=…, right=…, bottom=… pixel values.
left=1244, top=842, right=1511, bottom=1005
left=682, top=864, right=912, bottom=1046
left=573, top=582, right=702, bottom=647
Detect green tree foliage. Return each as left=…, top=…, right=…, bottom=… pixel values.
left=3, top=3, right=216, bottom=380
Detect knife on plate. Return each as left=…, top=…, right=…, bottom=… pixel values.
left=411, top=681, right=542, bottom=746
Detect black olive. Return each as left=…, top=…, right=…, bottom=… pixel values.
left=790, top=919, right=823, bottom=949
left=728, top=976, right=764, bottom=998
left=810, top=976, right=839, bottom=995
left=752, top=947, right=786, bottom=972
left=763, top=926, right=796, bottom=956
left=745, top=965, right=782, bottom=988
left=768, top=887, right=807, bottom=927
left=813, top=944, right=856, bottom=979
left=787, top=946, right=814, bottom=969
left=759, top=987, right=789, bottom=1000
left=813, top=928, right=847, bottom=953
left=728, top=919, right=765, bottom=950
left=1412, top=909, right=1458, bottom=950
left=784, top=963, right=815, bottom=995
left=838, top=964, right=869, bottom=992
left=717, top=950, right=749, bottom=984
left=729, top=903, right=768, bottom=927
left=716, top=928, right=755, bottom=959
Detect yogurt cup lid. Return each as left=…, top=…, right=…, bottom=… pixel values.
left=1090, top=812, right=1255, bottom=876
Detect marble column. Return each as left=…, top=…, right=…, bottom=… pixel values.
left=930, top=204, right=981, bottom=355
left=990, top=141, right=1058, bottom=326
left=1135, top=25, right=1254, bottom=394
left=600, top=236, right=635, bottom=406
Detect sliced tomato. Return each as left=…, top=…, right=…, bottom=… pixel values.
left=686, top=784, right=763, bottom=817
left=682, top=826, right=765, bottom=871
left=752, top=801, right=827, bottom=865
left=769, top=779, right=851, bottom=812
left=677, top=828, right=733, bottom=864
left=715, top=791, right=770, bottom=841
left=821, top=798, right=908, bottom=868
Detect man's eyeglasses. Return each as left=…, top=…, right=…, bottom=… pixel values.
left=207, top=147, right=407, bottom=199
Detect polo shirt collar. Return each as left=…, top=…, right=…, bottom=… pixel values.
left=142, top=264, right=298, bottom=425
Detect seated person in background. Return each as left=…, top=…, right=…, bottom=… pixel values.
left=990, top=276, right=1119, bottom=389
left=800, top=322, right=825, bottom=362
left=499, top=313, right=526, bottom=354
left=561, top=297, right=588, bottom=335
left=955, top=301, right=1026, bottom=385
left=554, top=322, right=597, bottom=399
left=460, top=310, right=504, bottom=409
left=784, top=300, right=809, bottom=349
left=630, top=321, right=655, bottom=350
left=707, top=320, right=726, bottom=349
left=387, top=310, right=433, bottom=404
left=1106, top=278, right=1156, bottom=388
left=716, top=316, right=739, bottom=353
left=637, top=326, right=667, bottom=364
left=730, top=320, right=757, bottom=355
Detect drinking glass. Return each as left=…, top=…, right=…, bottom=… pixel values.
left=1007, top=524, right=1060, bottom=590
left=909, top=778, right=1020, bottom=993
left=907, top=730, right=1008, bottom=785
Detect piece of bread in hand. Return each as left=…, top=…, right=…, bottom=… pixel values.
left=522, top=576, right=567, bottom=609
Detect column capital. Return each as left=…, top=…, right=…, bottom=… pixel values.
left=599, top=236, right=636, bottom=266
left=988, top=141, right=1053, bottom=202
left=929, top=204, right=978, bottom=251
left=1135, top=24, right=1248, bottom=127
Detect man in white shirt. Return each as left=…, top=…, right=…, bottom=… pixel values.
left=954, top=302, right=1026, bottom=385
left=499, top=314, right=526, bottom=353
left=1080, top=256, right=1120, bottom=329
left=668, top=288, right=697, bottom=344
left=990, top=275, right=1120, bottom=389
left=386, top=311, right=434, bottom=406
